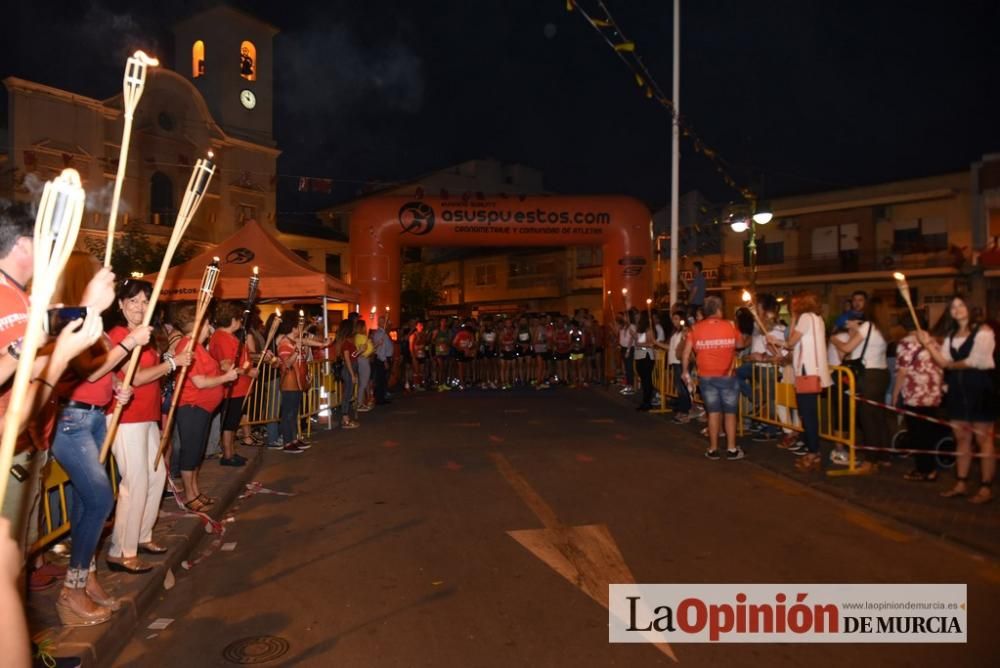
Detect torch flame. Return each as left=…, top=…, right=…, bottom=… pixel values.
left=58, top=168, right=82, bottom=187
left=893, top=272, right=906, bottom=281
left=275, top=307, right=282, bottom=316
left=253, top=265, right=259, bottom=276
left=741, top=289, right=752, bottom=303
left=133, top=50, right=159, bottom=67
left=621, top=288, right=628, bottom=295
left=646, top=298, right=652, bottom=305
left=207, top=150, right=215, bottom=160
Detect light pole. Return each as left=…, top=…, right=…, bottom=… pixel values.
left=729, top=201, right=772, bottom=295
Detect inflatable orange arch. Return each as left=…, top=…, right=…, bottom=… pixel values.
left=350, top=195, right=653, bottom=320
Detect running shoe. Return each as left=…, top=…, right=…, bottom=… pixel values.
left=726, top=447, right=746, bottom=461
left=292, top=440, right=312, bottom=450
left=704, top=449, right=720, bottom=460
left=266, top=441, right=284, bottom=450
left=281, top=443, right=305, bottom=454
left=789, top=444, right=810, bottom=456
left=829, top=449, right=850, bottom=466
left=671, top=414, right=690, bottom=424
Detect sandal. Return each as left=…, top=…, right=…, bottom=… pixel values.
left=184, top=497, right=208, bottom=513
left=903, top=470, right=937, bottom=482
left=940, top=478, right=967, bottom=499
left=969, top=482, right=993, bottom=505
left=794, top=453, right=821, bottom=472
left=196, top=494, right=217, bottom=507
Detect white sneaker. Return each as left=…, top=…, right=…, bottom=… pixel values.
left=830, top=449, right=850, bottom=466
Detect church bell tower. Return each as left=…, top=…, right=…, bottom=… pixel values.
left=172, top=5, right=277, bottom=147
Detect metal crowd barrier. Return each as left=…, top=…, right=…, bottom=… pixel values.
left=650, top=354, right=673, bottom=414
left=653, top=360, right=861, bottom=474
left=244, top=360, right=337, bottom=436
left=31, top=454, right=119, bottom=556
left=31, top=361, right=339, bottom=556
left=745, top=363, right=863, bottom=476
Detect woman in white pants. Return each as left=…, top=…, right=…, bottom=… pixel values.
left=106, top=280, right=191, bottom=573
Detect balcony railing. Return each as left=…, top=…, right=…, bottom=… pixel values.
left=506, top=274, right=565, bottom=291
left=718, top=249, right=959, bottom=283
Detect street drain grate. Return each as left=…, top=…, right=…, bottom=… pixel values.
left=222, top=636, right=290, bottom=664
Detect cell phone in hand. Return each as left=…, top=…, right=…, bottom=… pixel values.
left=43, top=306, right=89, bottom=336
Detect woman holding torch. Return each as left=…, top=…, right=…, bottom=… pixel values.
left=918, top=296, right=996, bottom=503
left=49, top=254, right=151, bottom=624
left=172, top=305, right=238, bottom=512
left=275, top=317, right=309, bottom=452
left=106, top=280, right=192, bottom=574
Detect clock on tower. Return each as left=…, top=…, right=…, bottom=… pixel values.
left=173, top=5, right=276, bottom=146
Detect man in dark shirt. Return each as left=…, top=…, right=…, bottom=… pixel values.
left=684, top=261, right=707, bottom=317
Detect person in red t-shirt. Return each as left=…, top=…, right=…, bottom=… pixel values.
left=552, top=317, right=572, bottom=385
left=172, top=305, right=237, bottom=512
left=209, top=301, right=259, bottom=467
left=0, top=211, right=122, bottom=628
left=48, top=252, right=149, bottom=624
left=681, top=296, right=746, bottom=461
left=106, top=280, right=191, bottom=574
left=451, top=320, right=476, bottom=389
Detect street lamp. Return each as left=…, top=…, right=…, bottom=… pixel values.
left=729, top=200, right=773, bottom=293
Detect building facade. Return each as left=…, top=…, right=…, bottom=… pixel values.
left=711, top=157, right=1000, bottom=325
left=2, top=6, right=281, bottom=258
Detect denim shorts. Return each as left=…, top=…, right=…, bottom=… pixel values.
left=699, top=376, right=740, bottom=415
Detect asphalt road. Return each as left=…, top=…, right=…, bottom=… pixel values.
left=116, top=387, right=999, bottom=667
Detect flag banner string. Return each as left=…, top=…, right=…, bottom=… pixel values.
left=566, top=0, right=756, bottom=202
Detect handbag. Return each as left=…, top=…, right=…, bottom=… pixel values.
left=842, top=321, right=872, bottom=386
left=794, top=313, right=823, bottom=394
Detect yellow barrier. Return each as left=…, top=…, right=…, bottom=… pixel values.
left=244, top=362, right=281, bottom=427
left=744, top=364, right=865, bottom=476
left=650, top=354, right=673, bottom=414
left=243, top=360, right=337, bottom=438
left=299, top=360, right=336, bottom=437
left=31, top=452, right=119, bottom=556
left=32, top=362, right=338, bottom=556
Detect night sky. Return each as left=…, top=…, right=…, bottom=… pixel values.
left=3, top=0, right=998, bottom=216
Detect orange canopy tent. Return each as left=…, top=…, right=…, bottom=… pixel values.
left=151, top=219, right=358, bottom=304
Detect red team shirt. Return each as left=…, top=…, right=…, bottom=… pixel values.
left=0, top=272, right=40, bottom=451
left=454, top=329, right=476, bottom=358
left=176, top=337, right=225, bottom=413
left=107, top=325, right=161, bottom=423
left=209, top=329, right=251, bottom=398
left=686, top=318, right=739, bottom=377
